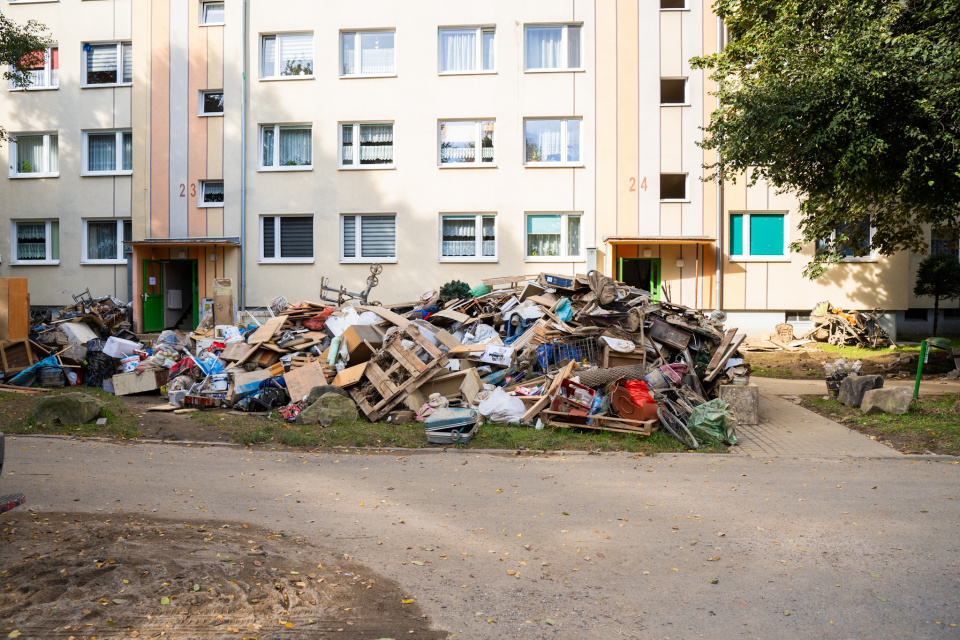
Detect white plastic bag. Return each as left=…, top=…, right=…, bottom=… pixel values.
left=477, top=388, right=526, bottom=424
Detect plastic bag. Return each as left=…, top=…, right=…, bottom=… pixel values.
left=555, top=298, right=573, bottom=322
left=470, top=284, right=492, bottom=298
left=687, top=399, right=738, bottom=445
left=623, top=380, right=656, bottom=408
left=303, top=308, right=335, bottom=331
left=477, top=388, right=526, bottom=424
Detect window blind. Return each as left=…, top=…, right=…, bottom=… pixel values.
left=280, top=216, right=313, bottom=258
left=361, top=216, right=396, bottom=258
left=279, top=34, right=313, bottom=75
left=262, top=217, right=276, bottom=259
left=342, top=216, right=356, bottom=258
left=122, top=43, right=132, bottom=83
left=86, top=44, right=117, bottom=83
left=203, top=2, right=225, bottom=23
left=261, top=36, right=276, bottom=76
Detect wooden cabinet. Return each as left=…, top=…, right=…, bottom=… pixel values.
left=0, top=278, right=30, bottom=341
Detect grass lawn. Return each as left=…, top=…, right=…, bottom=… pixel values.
left=817, top=336, right=960, bottom=360
left=0, top=388, right=141, bottom=440
left=801, top=393, right=960, bottom=456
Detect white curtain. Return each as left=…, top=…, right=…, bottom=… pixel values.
left=16, top=136, right=43, bottom=173
left=525, top=120, right=561, bottom=162
left=203, top=182, right=224, bottom=203
left=87, top=221, right=118, bottom=260
left=341, top=125, right=354, bottom=164
left=88, top=133, right=116, bottom=171
left=442, top=217, right=477, bottom=257
left=482, top=216, right=495, bottom=256
left=567, top=216, right=581, bottom=256
left=440, top=29, right=476, bottom=72
left=440, top=121, right=476, bottom=163
left=261, top=127, right=275, bottom=166
left=482, top=30, right=495, bottom=70
left=280, top=34, right=313, bottom=75
left=16, top=223, right=46, bottom=260
left=122, top=132, right=132, bottom=170
left=526, top=215, right=561, bottom=257
left=49, top=135, right=58, bottom=172
left=360, top=32, right=394, bottom=75
left=359, top=125, right=393, bottom=164
left=567, top=25, right=581, bottom=68
left=341, top=33, right=356, bottom=75
left=279, top=127, right=311, bottom=166
left=261, top=36, right=276, bottom=77
left=86, top=44, right=117, bottom=84
left=525, top=27, right=561, bottom=69
left=566, top=119, right=581, bottom=162
left=203, top=2, right=225, bottom=23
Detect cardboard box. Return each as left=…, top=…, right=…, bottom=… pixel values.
left=103, top=336, right=140, bottom=359
left=112, top=370, right=167, bottom=396
left=479, top=344, right=514, bottom=366
left=341, top=325, right=384, bottom=364
left=227, top=368, right=273, bottom=404
left=332, top=363, right=367, bottom=388
left=212, top=278, right=234, bottom=326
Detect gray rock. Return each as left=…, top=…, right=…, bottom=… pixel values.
left=838, top=374, right=884, bottom=407
left=861, top=387, right=914, bottom=415
left=946, top=369, right=960, bottom=380
left=306, top=384, right=351, bottom=405
left=33, top=392, right=104, bottom=425
left=296, top=392, right=360, bottom=426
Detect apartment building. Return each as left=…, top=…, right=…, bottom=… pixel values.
left=0, top=0, right=946, bottom=338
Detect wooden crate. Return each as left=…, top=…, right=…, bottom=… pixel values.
left=0, top=340, right=37, bottom=374
left=540, top=410, right=658, bottom=436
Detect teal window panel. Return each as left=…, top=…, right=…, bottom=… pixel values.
left=749, top=214, right=784, bottom=256
left=730, top=214, right=743, bottom=255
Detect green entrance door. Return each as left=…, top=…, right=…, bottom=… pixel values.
left=619, top=257, right=661, bottom=300
left=143, top=260, right=164, bottom=332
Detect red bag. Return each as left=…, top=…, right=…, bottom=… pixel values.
left=303, top=308, right=335, bottom=331
left=624, top=380, right=656, bottom=407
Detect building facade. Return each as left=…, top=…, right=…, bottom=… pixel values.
left=0, top=0, right=950, bottom=337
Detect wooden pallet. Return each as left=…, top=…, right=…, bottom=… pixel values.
left=350, top=324, right=447, bottom=421
left=540, top=410, right=659, bottom=436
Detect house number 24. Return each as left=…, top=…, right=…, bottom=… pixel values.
left=628, top=177, right=648, bottom=192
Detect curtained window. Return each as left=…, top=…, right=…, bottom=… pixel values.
left=83, top=219, right=123, bottom=262
left=341, top=30, right=395, bottom=76
left=261, top=216, right=314, bottom=261
left=260, top=125, right=312, bottom=168
left=84, top=42, right=131, bottom=85
left=261, top=34, right=313, bottom=78
left=439, top=27, right=495, bottom=73
left=84, top=130, right=132, bottom=174
left=201, top=2, right=225, bottom=25
left=525, top=213, right=582, bottom=259
left=524, top=119, right=581, bottom=164
left=441, top=214, right=496, bottom=260
left=12, top=220, right=59, bottom=263
left=341, top=214, right=397, bottom=261
left=200, top=91, right=224, bottom=115
left=11, top=133, right=57, bottom=176
left=10, top=46, right=58, bottom=89
left=340, top=123, right=394, bottom=167
left=200, top=180, right=224, bottom=206
left=524, top=24, right=581, bottom=70
left=439, top=120, right=495, bottom=165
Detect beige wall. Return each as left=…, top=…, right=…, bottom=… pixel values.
left=0, top=0, right=133, bottom=306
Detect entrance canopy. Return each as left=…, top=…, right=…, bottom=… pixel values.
left=125, top=237, right=241, bottom=247
left=603, top=236, right=715, bottom=246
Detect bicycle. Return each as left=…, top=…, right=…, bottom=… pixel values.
left=655, top=392, right=700, bottom=450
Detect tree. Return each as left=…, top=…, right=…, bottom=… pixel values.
left=692, top=0, right=960, bottom=278
left=913, top=254, right=960, bottom=336
left=0, top=11, right=52, bottom=142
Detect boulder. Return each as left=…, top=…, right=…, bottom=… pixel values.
left=306, top=385, right=351, bottom=405
left=33, top=392, right=104, bottom=425
left=296, top=392, right=359, bottom=426
left=861, top=387, right=914, bottom=415
left=838, top=374, right=884, bottom=407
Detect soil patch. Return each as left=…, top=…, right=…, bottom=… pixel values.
left=0, top=510, right=448, bottom=639
left=743, top=345, right=954, bottom=380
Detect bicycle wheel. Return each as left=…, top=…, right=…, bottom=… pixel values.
left=657, top=407, right=699, bottom=450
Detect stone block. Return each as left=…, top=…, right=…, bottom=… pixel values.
left=718, top=383, right=759, bottom=425
left=838, top=374, right=884, bottom=407
left=861, top=387, right=914, bottom=415
left=33, top=392, right=104, bottom=425
left=297, top=392, right=359, bottom=426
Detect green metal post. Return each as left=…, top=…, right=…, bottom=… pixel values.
left=914, top=340, right=927, bottom=399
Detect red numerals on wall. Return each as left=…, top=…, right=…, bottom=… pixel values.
left=628, top=177, right=648, bottom=192
left=179, top=183, right=198, bottom=198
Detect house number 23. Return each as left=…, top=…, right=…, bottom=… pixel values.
left=179, top=183, right=197, bottom=198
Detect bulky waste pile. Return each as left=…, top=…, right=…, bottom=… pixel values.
left=2, top=272, right=748, bottom=449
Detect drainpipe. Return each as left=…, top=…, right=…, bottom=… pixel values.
left=239, top=0, right=248, bottom=310
left=714, top=14, right=724, bottom=312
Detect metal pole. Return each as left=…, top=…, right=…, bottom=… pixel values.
left=914, top=340, right=927, bottom=399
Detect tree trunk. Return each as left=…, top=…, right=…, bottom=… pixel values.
left=933, top=296, right=940, bottom=336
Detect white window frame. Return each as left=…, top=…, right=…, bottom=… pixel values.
left=258, top=124, right=313, bottom=171
left=437, top=26, right=495, bottom=75
left=728, top=211, right=791, bottom=263
left=199, top=90, right=224, bottom=116
left=81, top=129, right=133, bottom=176
left=339, top=29, right=397, bottom=78
left=200, top=1, right=225, bottom=26
left=523, top=24, right=583, bottom=72
left=198, top=180, right=224, bottom=208
left=259, top=214, right=315, bottom=264
left=817, top=219, right=877, bottom=263
left=524, top=212, right=584, bottom=262
left=438, top=119, right=496, bottom=167
left=338, top=121, right=395, bottom=170
left=340, top=213, right=397, bottom=264
left=523, top=118, right=583, bottom=167
left=660, top=77, right=689, bottom=106
left=259, top=33, right=314, bottom=80
left=8, top=132, right=58, bottom=178
left=9, top=219, right=59, bottom=266
left=81, top=219, right=126, bottom=264
left=81, top=41, right=132, bottom=88
left=438, top=213, right=497, bottom=263
left=659, top=173, right=689, bottom=202
left=7, top=45, right=58, bottom=91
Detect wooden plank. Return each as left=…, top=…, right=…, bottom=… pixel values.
left=247, top=315, right=288, bottom=344
left=449, top=344, right=487, bottom=355
left=704, top=334, right=746, bottom=382
left=386, top=342, right=428, bottom=374
left=520, top=360, right=578, bottom=425
left=706, top=328, right=738, bottom=371
left=220, top=342, right=254, bottom=362
left=356, top=305, right=410, bottom=329
left=283, top=361, right=329, bottom=402
left=364, top=363, right=398, bottom=397
left=541, top=412, right=658, bottom=436
left=331, top=363, right=367, bottom=387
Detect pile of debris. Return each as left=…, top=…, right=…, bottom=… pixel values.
left=2, top=272, right=749, bottom=449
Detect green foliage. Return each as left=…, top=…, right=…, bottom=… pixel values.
left=439, top=279, right=472, bottom=302
left=692, top=0, right=960, bottom=278
left=1, top=11, right=53, bottom=142
left=913, top=253, right=960, bottom=335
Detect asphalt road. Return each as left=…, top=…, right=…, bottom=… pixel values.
left=5, top=437, right=959, bottom=639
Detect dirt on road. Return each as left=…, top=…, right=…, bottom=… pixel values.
left=0, top=510, right=448, bottom=639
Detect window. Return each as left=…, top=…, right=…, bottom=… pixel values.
left=339, top=123, right=394, bottom=168
left=82, top=42, right=132, bottom=86
left=260, top=215, right=313, bottom=262
left=82, top=219, right=126, bottom=263
left=83, top=130, right=133, bottom=175
left=904, top=308, right=928, bottom=321
left=660, top=78, right=687, bottom=105
left=524, top=118, right=581, bottom=165
left=341, top=214, right=396, bottom=262
left=525, top=213, right=582, bottom=260
left=8, top=46, right=58, bottom=90
left=440, top=214, right=496, bottom=261
left=9, top=133, right=58, bottom=177
left=439, top=27, right=494, bottom=73
left=729, top=212, right=787, bottom=259
left=260, top=125, right=312, bottom=169
left=199, top=180, right=224, bottom=207
left=931, top=228, right=959, bottom=258
left=661, top=0, right=687, bottom=8
left=439, top=120, right=495, bottom=166
left=524, top=24, right=581, bottom=71
left=200, top=1, right=224, bottom=25
left=660, top=174, right=687, bottom=200
left=341, top=30, right=396, bottom=77
left=199, top=90, right=223, bottom=115
left=816, top=217, right=874, bottom=260
left=10, top=220, right=58, bottom=265
left=260, top=33, right=313, bottom=78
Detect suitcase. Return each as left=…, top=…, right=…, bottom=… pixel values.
left=425, top=408, right=480, bottom=444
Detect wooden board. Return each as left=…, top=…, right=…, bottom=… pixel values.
left=220, top=342, right=254, bottom=362
left=706, top=328, right=738, bottom=371
left=283, top=361, right=328, bottom=402
left=520, top=360, right=578, bottom=425
left=247, top=315, right=288, bottom=344
left=0, top=278, right=30, bottom=341
left=541, top=411, right=658, bottom=436
left=0, top=340, right=36, bottom=374
left=331, top=363, right=367, bottom=388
